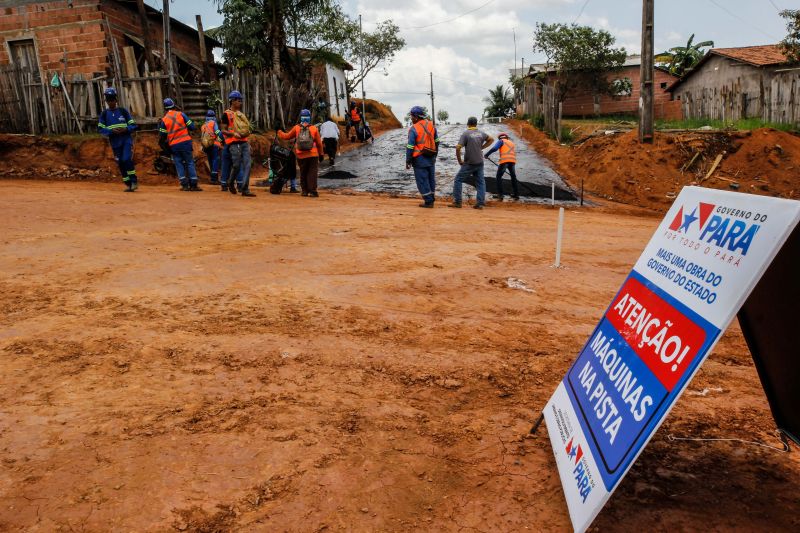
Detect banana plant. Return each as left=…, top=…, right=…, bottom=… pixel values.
left=656, top=34, right=714, bottom=77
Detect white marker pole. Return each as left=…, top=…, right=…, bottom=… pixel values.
left=554, top=207, right=565, bottom=268
left=551, top=182, right=555, bottom=207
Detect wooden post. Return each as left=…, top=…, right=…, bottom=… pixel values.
left=135, top=0, right=156, bottom=74
left=196, top=15, right=211, bottom=82
left=638, top=0, right=654, bottom=143
left=163, top=0, right=175, bottom=97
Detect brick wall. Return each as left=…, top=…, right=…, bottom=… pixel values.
left=101, top=0, right=212, bottom=75
left=0, top=0, right=108, bottom=76
left=555, top=66, right=679, bottom=118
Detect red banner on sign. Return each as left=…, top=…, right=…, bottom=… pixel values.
left=606, top=277, right=707, bottom=391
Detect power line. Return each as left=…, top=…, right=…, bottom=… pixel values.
left=433, top=74, right=492, bottom=92
left=405, top=0, right=496, bottom=30
left=573, top=0, right=591, bottom=24
left=707, top=0, right=781, bottom=41
left=768, top=0, right=782, bottom=12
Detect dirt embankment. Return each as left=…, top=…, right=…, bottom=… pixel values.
left=0, top=98, right=401, bottom=185
left=508, top=119, right=800, bottom=211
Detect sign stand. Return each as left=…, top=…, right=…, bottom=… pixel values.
left=534, top=187, right=800, bottom=532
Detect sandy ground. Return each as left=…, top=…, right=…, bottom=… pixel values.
left=0, top=181, right=798, bottom=532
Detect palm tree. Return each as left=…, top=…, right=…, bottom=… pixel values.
left=483, top=85, right=514, bottom=118
left=656, top=34, right=714, bottom=77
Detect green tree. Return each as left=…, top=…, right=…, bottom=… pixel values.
left=532, top=23, right=627, bottom=102
left=345, top=21, right=405, bottom=95
left=483, top=85, right=514, bottom=118
left=655, top=34, right=714, bottom=77
left=779, top=9, right=800, bottom=63
left=436, top=110, right=449, bottom=124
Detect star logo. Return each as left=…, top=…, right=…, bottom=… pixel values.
left=679, top=207, right=699, bottom=232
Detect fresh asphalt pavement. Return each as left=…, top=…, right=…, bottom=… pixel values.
left=318, top=122, right=577, bottom=204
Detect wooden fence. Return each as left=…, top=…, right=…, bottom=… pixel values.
left=218, top=66, right=323, bottom=131
left=541, top=83, right=563, bottom=142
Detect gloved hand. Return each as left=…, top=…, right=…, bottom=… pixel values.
left=405, top=159, right=412, bottom=170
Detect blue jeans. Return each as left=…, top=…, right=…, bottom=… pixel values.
left=220, top=145, right=245, bottom=188
left=112, top=138, right=137, bottom=184
left=226, top=142, right=252, bottom=192
left=413, top=163, right=436, bottom=204
left=204, top=145, right=220, bottom=180
left=171, top=149, right=197, bottom=186
left=453, top=163, right=485, bottom=205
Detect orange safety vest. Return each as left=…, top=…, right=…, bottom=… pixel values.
left=277, top=124, right=322, bottom=159
left=498, top=139, right=516, bottom=164
left=350, top=107, right=361, bottom=123
left=223, top=109, right=249, bottom=145
left=411, top=119, right=436, bottom=158
left=202, top=121, right=222, bottom=148
left=162, top=110, right=192, bottom=146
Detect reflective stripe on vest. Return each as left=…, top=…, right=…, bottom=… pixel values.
left=223, top=110, right=248, bottom=145
left=163, top=110, right=192, bottom=146
left=203, top=121, right=222, bottom=148
left=411, top=119, right=436, bottom=158
left=350, top=107, right=361, bottom=122
left=499, top=139, right=516, bottom=164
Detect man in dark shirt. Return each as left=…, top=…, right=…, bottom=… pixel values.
left=451, top=117, right=494, bottom=209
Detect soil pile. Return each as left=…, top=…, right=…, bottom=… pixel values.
left=508, top=119, right=800, bottom=211
left=349, top=98, right=402, bottom=131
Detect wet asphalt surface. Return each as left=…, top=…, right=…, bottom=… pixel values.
left=318, top=123, right=577, bottom=204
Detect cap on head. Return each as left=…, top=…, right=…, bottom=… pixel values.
left=206, top=109, right=216, bottom=118
left=467, top=116, right=478, bottom=127
left=409, top=106, right=426, bottom=118
left=103, top=87, right=117, bottom=99
left=163, top=98, right=175, bottom=109
left=498, top=132, right=509, bottom=139
left=299, top=109, right=311, bottom=123
left=228, top=90, right=243, bottom=101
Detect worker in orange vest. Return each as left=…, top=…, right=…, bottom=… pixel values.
left=277, top=109, right=324, bottom=197
left=201, top=110, right=224, bottom=185
left=347, top=100, right=363, bottom=142
left=158, top=98, right=200, bottom=191
left=220, top=90, right=256, bottom=197
left=484, top=132, right=520, bottom=200
left=405, top=105, right=439, bottom=208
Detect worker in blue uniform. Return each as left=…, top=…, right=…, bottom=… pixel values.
left=97, top=87, right=138, bottom=191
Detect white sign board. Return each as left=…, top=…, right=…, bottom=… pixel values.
left=544, top=186, right=800, bottom=532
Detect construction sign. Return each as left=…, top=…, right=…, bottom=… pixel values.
left=543, top=186, right=800, bottom=532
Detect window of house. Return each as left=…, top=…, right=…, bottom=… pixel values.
left=660, top=82, right=668, bottom=89
left=8, top=39, right=40, bottom=81
left=611, top=77, right=633, bottom=97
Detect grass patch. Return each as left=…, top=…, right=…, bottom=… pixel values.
left=655, top=117, right=797, bottom=132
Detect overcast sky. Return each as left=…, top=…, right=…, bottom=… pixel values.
left=149, top=0, right=790, bottom=122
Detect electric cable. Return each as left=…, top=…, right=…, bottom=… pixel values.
left=707, top=0, right=781, bottom=41
left=405, top=0, right=496, bottom=30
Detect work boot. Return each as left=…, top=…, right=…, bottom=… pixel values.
left=131, top=181, right=139, bottom=191
left=289, top=188, right=299, bottom=193
left=190, top=184, right=203, bottom=192
left=221, top=184, right=228, bottom=192
left=180, top=184, right=190, bottom=191
left=511, top=195, right=520, bottom=200
left=330, top=158, right=335, bottom=166
left=419, top=202, right=433, bottom=208
left=123, top=185, right=134, bottom=192
left=492, top=194, right=502, bottom=200
left=309, top=191, right=319, bottom=197
left=229, top=182, right=238, bottom=194
left=241, top=190, right=256, bottom=197
left=473, top=204, right=484, bottom=210
left=447, top=202, right=462, bottom=208
left=301, top=192, right=309, bottom=197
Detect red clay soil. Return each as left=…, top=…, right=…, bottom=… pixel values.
left=1, top=182, right=798, bottom=531
left=507, top=119, right=800, bottom=211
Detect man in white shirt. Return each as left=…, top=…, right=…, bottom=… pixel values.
left=319, top=118, right=340, bottom=166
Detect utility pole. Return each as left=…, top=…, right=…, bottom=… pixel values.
left=513, top=28, right=517, bottom=76
left=163, top=0, right=175, bottom=98
left=639, top=0, right=654, bottom=143
left=359, top=15, right=367, bottom=125
left=429, top=72, right=435, bottom=126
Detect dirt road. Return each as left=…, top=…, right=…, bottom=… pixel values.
left=0, top=181, right=797, bottom=532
